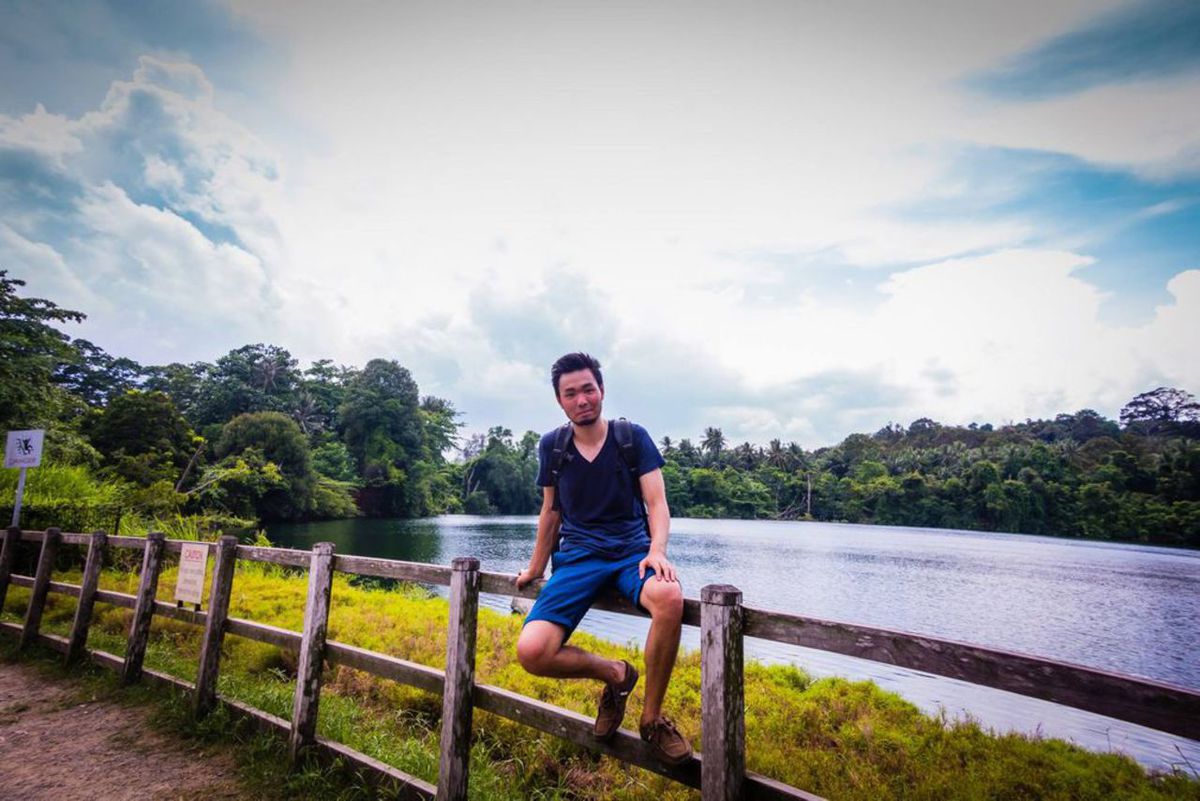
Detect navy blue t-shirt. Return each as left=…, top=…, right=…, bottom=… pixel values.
left=536, top=421, right=665, bottom=559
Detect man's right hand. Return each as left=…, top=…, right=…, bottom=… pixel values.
left=515, top=567, right=542, bottom=590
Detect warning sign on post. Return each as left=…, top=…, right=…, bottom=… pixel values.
left=5, top=430, right=44, bottom=469
left=175, top=542, right=209, bottom=606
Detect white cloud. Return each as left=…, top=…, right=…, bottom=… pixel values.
left=1, top=54, right=284, bottom=357
left=1136, top=269, right=1200, bottom=389
left=956, top=74, right=1200, bottom=178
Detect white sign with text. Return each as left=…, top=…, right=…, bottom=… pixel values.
left=174, top=542, right=209, bottom=606
left=4, top=429, right=44, bottom=469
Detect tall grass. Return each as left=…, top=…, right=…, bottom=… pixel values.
left=0, top=462, right=126, bottom=506
left=3, top=566, right=1197, bottom=801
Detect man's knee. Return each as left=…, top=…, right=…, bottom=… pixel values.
left=516, top=622, right=562, bottom=674
left=641, top=579, right=684, bottom=621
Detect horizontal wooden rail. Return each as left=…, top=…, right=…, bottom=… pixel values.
left=335, top=554, right=453, bottom=585
left=326, top=640, right=445, bottom=695
left=236, top=544, right=311, bottom=568
left=95, top=588, right=135, bottom=609
left=740, top=607, right=1200, bottom=740
left=226, top=617, right=301, bottom=651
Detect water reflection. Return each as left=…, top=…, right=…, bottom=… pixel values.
left=269, top=515, right=1200, bottom=770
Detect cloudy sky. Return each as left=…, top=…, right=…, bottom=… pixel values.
left=2, top=0, right=1198, bottom=448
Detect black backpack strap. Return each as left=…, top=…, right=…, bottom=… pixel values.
left=612, top=418, right=644, bottom=504
left=548, top=422, right=573, bottom=511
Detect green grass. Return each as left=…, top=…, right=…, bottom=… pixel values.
left=3, top=564, right=1198, bottom=801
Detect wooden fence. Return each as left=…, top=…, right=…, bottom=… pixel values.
left=1, top=526, right=1197, bottom=801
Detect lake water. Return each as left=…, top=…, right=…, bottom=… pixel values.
left=267, top=515, right=1200, bottom=771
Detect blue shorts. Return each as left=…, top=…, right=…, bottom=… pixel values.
left=524, top=547, right=655, bottom=642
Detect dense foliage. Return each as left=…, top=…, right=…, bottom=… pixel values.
left=0, top=271, right=460, bottom=525
left=2, top=269, right=1198, bottom=545
left=644, top=404, right=1200, bottom=546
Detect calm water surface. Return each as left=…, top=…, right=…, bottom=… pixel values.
left=268, top=516, right=1200, bottom=770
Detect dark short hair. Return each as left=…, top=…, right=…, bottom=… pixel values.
left=551, top=352, right=603, bottom=397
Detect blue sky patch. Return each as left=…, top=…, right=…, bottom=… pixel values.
left=0, top=0, right=270, bottom=115
left=970, top=0, right=1200, bottom=100
left=894, top=146, right=1200, bottom=323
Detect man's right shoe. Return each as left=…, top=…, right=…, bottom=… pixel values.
left=639, top=716, right=693, bottom=765
left=593, top=660, right=639, bottom=740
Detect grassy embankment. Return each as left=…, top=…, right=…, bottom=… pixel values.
left=2, top=540, right=1197, bottom=801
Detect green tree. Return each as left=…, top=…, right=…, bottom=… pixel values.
left=143, top=362, right=210, bottom=421
left=311, top=440, right=357, bottom=482
left=216, top=412, right=316, bottom=520
left=192, top=344, right=301, bottom=427
left=338, top=359, right=430, bottom=516
left=420, top=396, right=461, bottom=460
left=1120, top=387, right=1200, bottom=435
left=460, top=426, right=539, bottom=514
left=0, top=271, right=85, bottom=431
left=54, top=339, right=144, bottom=407
left=340, top=359, right=424, bottom=471
left=291, top=359, right=355, bottom=437
left=701, top=427, right=726, bottom=465
left=675, top=438, right=700, bottom=468
left=86, top=390, right=197, bottom=486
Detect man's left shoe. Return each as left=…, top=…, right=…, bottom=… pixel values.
left=593, top=660, right=639, bottom=740
left=639, top=716, right=693, bottom=765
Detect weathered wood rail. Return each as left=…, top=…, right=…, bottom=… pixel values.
left=1, top=526, right=1197, bottom=801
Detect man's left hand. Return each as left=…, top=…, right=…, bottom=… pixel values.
left=639, top=551, right=677, bottom=582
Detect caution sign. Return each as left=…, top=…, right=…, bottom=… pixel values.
left=5, top=430, right=44, bottom=469
left=175, top=542, right=209, bottom=606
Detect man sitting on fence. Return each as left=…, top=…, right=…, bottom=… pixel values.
left=515, top=352, right=692, bottom=765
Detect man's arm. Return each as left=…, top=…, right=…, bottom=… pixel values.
left=516, top=487, right=561, bottom=589
left=637, top=468, right=678, bottom=582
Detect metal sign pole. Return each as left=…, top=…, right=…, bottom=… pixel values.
left=11, top=466, right=26, bottom=528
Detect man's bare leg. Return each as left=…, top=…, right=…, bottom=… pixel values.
left=517, top=620, right=627, bottom=684
left=636, top=577, right=684, bottom=724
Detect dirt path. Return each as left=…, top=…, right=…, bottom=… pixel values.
left=0, top=660, right=251, bottom=801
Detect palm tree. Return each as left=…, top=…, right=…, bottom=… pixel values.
left=702, top=427, right=726, bottom=465
left=255, top=355, right=285, bottom=391
left=730, top=442, right=760, bottom=470
left=291, top=391, right=325, bottom=434
left=786, top=441, right=806, bottom=472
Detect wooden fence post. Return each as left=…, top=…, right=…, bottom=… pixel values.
left=19, top=527, right=61, bottom=651
left=0, top=527, right=19, bottom=614
left=122, top=532, right=166, bottom=684
left=437, top=557, right=480, bottom=801
left=194, top=535, right=239, bottom=717
left=700, top=584, right=745, bottom=801
left=65, top=531, right=107, bottom=665
left=288, top=541, right=335, bottom=765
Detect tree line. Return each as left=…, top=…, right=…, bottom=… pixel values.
left=653, top=404, right=1199, bottom=546
left=1, top=271, right=458, bottom=526
left=2, top=270, right=1198, bottom=547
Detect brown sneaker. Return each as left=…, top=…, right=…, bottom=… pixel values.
left=639, top=716, right=693, bottom=765
left=593, top=660, right=638, bottom=740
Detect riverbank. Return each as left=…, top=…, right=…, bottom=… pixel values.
left=2, top=560, right=1196, bottom=801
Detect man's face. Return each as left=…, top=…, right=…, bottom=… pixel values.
left=556, top=368, right=604, bottom=426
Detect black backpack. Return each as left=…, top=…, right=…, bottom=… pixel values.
left=548, top=417, right=644, bottom=513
